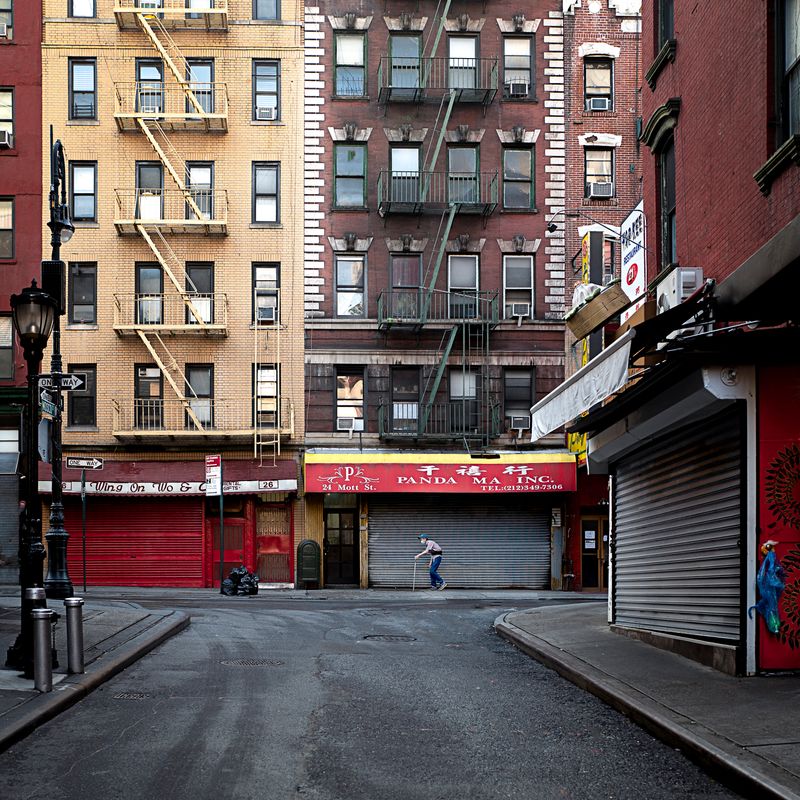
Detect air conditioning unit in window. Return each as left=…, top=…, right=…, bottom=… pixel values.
left=511, top=302, right=530, bottom=318
left=506, top=82, right=529, bottom=98
left=257, top=305, right=277, bottom=324
left=0, top=131, right=11, bottom=149
left=589, top=97, right=611, bottom=111
left=0, top=23, right=8, bottom=38
left=510, top=415, right=531, bottom=431
left=588, top=181, right=614, bottom=199
left=656, top=266, right=705, bottom=339
left=337, top=417, right=355, bottom=431
left=256, top=107, right=277, bottom=120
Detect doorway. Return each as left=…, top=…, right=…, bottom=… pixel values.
left=581, top=516, right=608, bottom=590
left=324, top=509, right=359, bottom=585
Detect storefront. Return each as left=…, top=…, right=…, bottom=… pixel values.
left=39, top=458, right=298, bottom=588
left=304, top=452, right=576, bottom=589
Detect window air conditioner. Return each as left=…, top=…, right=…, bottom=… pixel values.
left=510, top=415, right=531, bottom=431
left=656, top=267, right=704, bottom=314
left=588, top=97, right=611, bottom=111
left=256, top=106, right=277, bottom=120
left=588, top=181, right=613, bottom=198
left=257, top=305, right=277, bottom=323
left=0, top=23, right=8, bottom=38
left=0, top=131, right=11, bottom=149
left=506, top=82, right=529, bottom=98
left=510, top=302, right=530, bottom=318
left=336, top=417, right=355, bottom=431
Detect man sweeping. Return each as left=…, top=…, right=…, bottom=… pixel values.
left=414, top=533, right=447, bottom=590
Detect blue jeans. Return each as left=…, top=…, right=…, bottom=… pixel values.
left=429, top=555, right=443, bottom=588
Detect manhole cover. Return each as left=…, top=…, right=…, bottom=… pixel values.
left=363, top=634, right=416, bottom=642
left=220, top=658, right=285, bottom=667
left=114, top=692, right=150, bottom=700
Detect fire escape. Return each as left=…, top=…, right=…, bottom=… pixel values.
left=376, top=3, right=500, bottom=447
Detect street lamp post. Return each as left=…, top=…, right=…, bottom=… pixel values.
left=5, top=282, right=57, bottom=676
left=43, top=135, right=75, bottom=600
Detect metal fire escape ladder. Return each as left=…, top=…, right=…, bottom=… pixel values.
left=418, top=324, right=458, bottom=435
left=253, top=290, right=282, bottom=465
left=419, top=204, right=457, bottom=325
left=466, top=320, right=491, bottom=446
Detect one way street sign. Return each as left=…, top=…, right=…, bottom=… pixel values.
left=66, top=457, right=104, bottom=470
left=39, top=373, right=86, bottom=391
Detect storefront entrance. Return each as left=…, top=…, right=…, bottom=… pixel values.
left=581, top=516, right=608, bottom=590
left=324, top=509, right=359, bottom=585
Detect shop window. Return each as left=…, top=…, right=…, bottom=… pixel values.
left=67, top=364, right=96, bottom=427
left=68, top=262, right=97, bottom=324
left=336, top=369, right=364, bottom=431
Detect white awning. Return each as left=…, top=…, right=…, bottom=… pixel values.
left=530, top=330, right=634, bottom=442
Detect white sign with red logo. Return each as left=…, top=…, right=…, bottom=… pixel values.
left=205, top=454, right=222, bottom=496
left=620, top=201, right=646, bottom=323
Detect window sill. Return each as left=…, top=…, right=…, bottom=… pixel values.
left=581, top=109, right=616, bottom=116
left=331, top=206, right=369, bottom=212
left=66, top=119, right=100, bottom=126
left=250, top=222, right=283, bottom=229
left=500, top=207, right=539, bottom=214
left=331, top=95, right=370, bottom=102
left=66, top=323, right=99, bottom=330
left=754, top=135, right=800, bottom=195
left=65, top=426, right=99, bottom=432
left=251, top=120, right=284, bottom=126
left=0, top=259, right=17, bottom=264
left=645, top=39, right=676, bottom=91
left=74, top=221, right=99, bottom=228
left=500, top=97, right=538, bottom=103
left=0, top=150, right=18, bottom=157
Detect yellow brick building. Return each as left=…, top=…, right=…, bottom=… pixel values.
left=41, top=0, right=306, bottom=587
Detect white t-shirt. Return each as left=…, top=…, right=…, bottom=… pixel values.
left=423, top=539, right=443, bottom=555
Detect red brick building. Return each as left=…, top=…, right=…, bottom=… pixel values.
left=303, top=0, right=579, bottom=588
left=530, top=1, right=800, bottom=674
left=0, top=0, right=42, bottom=584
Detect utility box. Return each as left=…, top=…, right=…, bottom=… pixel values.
left=296, top=539, right=321, bottom=589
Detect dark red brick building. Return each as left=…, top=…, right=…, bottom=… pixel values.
left=0, top=0, right=42, bottom=584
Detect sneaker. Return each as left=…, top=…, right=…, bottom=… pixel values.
left=437, top=582, right=447, bottom=591
left=429, top=586, right=438, bottom=590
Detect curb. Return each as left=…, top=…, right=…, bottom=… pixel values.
left=494, top=612, right=800, bottom=800
left=0, top=610, right=190, bottom=753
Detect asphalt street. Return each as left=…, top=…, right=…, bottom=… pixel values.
left=0, top=596, right=741, bottom=800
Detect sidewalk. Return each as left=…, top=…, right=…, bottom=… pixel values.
left=495, top=603, right=800, bottom=800
left=0, top=596, right=189, bottom=752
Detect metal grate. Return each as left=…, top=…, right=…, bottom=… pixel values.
left=114, top=691, right=151, bottom=700
left=220, top=658, right=285, bottom=667
left=363, top=634, right=416, bottom=642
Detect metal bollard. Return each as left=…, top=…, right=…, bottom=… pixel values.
left=64, top=598, right=85, bottom=674
left=25, top=587, right=46, bottom=608
left=32, top=608, right=54, bottom=692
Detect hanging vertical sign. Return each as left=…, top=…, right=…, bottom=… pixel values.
left=205, top=454, right=222, bottom=496
left=620, top=202, right=647, bottom=323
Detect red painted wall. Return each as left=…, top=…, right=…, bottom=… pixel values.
left=0, top=0, right=42, bottom=387
left=640, top=3, right=800, bottom=282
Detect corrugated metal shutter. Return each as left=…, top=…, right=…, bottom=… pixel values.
left=368, top=496, right=550, bottom=588
left=613, top=407, right=742, bottom=642
left=64, top=498, right=204, bottom=587
left=0, top=476, right=18, bottom=585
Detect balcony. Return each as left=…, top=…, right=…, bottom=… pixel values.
left=114, top=82, right=229, bottom=132
left=114, top=189, right=228, bottom=234
left=377, top=289, right=499, bottom=329
left=113, top=292, right=228, bottom=336
left=377, top=57, right=498, bottom=106
left=114, top=0, right=228, bottom=30
left=111, top=396, right=295, bottom=443
left=377, top=171, right=498, bottom=217
left=378, top=401, right=502, bottom=441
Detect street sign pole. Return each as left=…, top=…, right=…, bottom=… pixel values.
left=219, top=459, right=224, bottom=595
left=81, top=469, right=87, bottom=593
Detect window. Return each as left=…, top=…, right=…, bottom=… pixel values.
left=449, top=369, right=479, bottom=433
left=503, top=148, right=533, bottom=209
left=253, top=262, right=279, bottom=322
left=186, top=364, right=213, bottom=429
left=69, top=58, right=97, bottom=120
left=503, top=37, right=532, bottom=97
left=660, top=137, right=677, bottom=266
left=448, top=147, right=479, bottom=203
left=336, top=369, right=364, bottom=431
left=68, top=262, right=97, bottom=324
left=186, top=161, right=213, bottom=220
left=391, top=367, right=419, bottom=433
left=584, top=58, right=613, bottom=111
left=70, top=162, right=97, bottom=222
left=448, top=254, right=478, bottom=318
left=0, top=198, right=12, bottom=259
left=335, top=254, right=365, bottom=317
left=390, top=147, right=420, bottom=202
left=503, top=255, right=534, bottom=319
left=136, top=59, right=164, bottom=114
left=335, top=33, right=365, bottom=96
left=253, top=162, right=279, bottom=223
left=390, top=254, right=421, bottom=318
left=334, top=144, right=366, bottom=208
left=255, top=364, right=279, bottom=427
left=0, top=0, right=13, bottom=39
left=186, top=59, right=214, bottom=115
left=504, top=369, right=533, bottom=424
left=390, top=35, right=421, bottom=89
left=185, top=262, right=214, bottom=324
left=780, top=0, right=800, bottom=139
left=449, top=36, right=477, bottom=89
left=67, top=365, right=96, bottom=427
left=136, top=161, right=163, bottom=220
left=254, top=0, right=279, bottom=20
left=657, top=0, right=674, bottom=48
left=0, top=88, right=12, bottom=146
left=135, top=263, right=163, bottom=324
left=69, top=0, right=95, bottom=17
left=134, top=365, right=163, bottom=430
left=0, top=317, right=12, bottom=379
left=253, top=60, right=279, bottom=120
left=584, top=148, right=614, bottom=197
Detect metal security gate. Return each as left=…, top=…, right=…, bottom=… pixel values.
left=368, top=496, right=550, bottom=588
left=0, top=475, right=18, bottom=585
left=64, top=497, right=204, bottom=587
left=612, top=407, right=743, bottom=642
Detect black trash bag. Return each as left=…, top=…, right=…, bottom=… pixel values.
left=221, top=577, right=237, bottom=596
left=238, top=572, right=259, bottom=596
left=229, top=565, right=248, bottom=586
